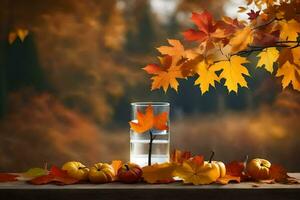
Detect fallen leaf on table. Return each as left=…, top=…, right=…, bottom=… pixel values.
left=226, top=161, right=245, bottom=177
left=29, top=165, right=78, bottom=185
left=111, top=160, right=123, bottom=176
left=270, top=164, right=299, bottom=184
left=216, top=175, right=241, bottom=184
left=171, top=149, right=192, bottom=164
left=142, top=162, right=176, bottom=184
left=0, top=173, right=19, bottom=182
left=258, top=179, right=276, bottom=184
left=174, top=155, right=224, bottom=185
left=22, top=168, right=48, bottom=179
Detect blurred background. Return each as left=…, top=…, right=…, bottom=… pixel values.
left=0, top=0, right=299, bottom=171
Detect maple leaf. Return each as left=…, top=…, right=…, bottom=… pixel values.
left=247, top=10, right=260, bottom=20
left=256, top=47, right=279, bottom=73
left=22, top=168, right=48, bottom=179
left=174, top=155, right=225, bottom=185
left=0, top=173, right=19, bottom=182
left=210, top=55, right=250, bottom=93
left=129, top=105, right=168, bottom=133
left=183, top=11, right=215, bottom=42
left=194, top=60, right=219, bottom=94
left=269, top=164, right=288, bottom=182
left=226, top=161, right=245, bottom=177
left=157, top=39, right=186, bottom=61
left=111, top=160, right=123, bottom=176
left=279, top=19, right=300, bottom=41
left=229, top=27, right=253, bottom=53
left=143, top=56, right=184, bottom=92
left=216, top=175, right=241, bottom=184
left=276, top=61, right=300, bottom=91
left=142, top=163, right=176, bottom=184
left=183, top=11, right=227, bottom=50
left=171, top=149, right=192, bottom=164
left=29, top=166, right=78, bottom=185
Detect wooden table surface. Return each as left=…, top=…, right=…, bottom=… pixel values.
left=0, top=173, right=299, bottom=200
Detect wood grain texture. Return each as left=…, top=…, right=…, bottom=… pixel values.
left=0, top=173, right=299, bottom=200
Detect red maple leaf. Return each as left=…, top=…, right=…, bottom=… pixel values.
left=226, top=161, right=245, bottom=177
left=247, top=10, right=260, bottom=20
left=0, top=173, right=19, bottom=182
left=183, top=11, right=217, bottom=42
left=29, top=165, right=78, bottom=185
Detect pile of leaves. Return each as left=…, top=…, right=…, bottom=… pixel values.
left=143, top=0, right=300, bottom=93
left=0, top=150, right=298, bottom=186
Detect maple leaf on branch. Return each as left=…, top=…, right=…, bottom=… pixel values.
left=276, top=47, right=300, bottom=91
left=247, top=10, right=260, bottom=20
left=194, top=60, right=219, bottom=94
left=143, top=0, right=300, bottom=94
left=143, top=56, right=185, bottom=92
left=210, top=55, right=250, bottom=93
left=256, top=47, right=279, bottom=73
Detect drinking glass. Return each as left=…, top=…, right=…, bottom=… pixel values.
left=130, top=102, right=170, bottom=167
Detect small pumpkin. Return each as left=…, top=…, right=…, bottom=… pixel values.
left=246, top=158, right=271, bottom=180
left=199, top=152, right=226, bottom=184
left=62, top=161, right=89, bottom=181
left=88, top=163, right=115, bottom=183
left=117, top=163, right=142, bottom=183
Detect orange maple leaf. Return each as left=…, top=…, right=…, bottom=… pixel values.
left=143, top=55, right=184, bottom=92
left=129, top=105, right=168, bottom=134
left=171, top=149, right=192, bottom=164
left=142, top=163, right=176, bottom=184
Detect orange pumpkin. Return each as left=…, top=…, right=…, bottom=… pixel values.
left=117, top=163, right=142, bottom=183
left=88, top=163, right=115, bottom=183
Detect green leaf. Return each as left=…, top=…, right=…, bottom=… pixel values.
left=23, top=168, right=48, bottom=178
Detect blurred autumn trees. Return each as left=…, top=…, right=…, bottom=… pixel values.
left=0, top=0, right=299, bottom=171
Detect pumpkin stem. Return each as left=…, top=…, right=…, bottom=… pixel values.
left=209, top=151, right=215, bottom=163
left=78, top=166, right=88, bottom=170
left=125, top=164, right=130, bottom=171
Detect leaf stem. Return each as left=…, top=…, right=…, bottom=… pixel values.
left=148, top=130, right=155, bottom=166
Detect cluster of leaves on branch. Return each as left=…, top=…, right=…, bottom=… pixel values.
left=144, top=0, right=300, bottom=93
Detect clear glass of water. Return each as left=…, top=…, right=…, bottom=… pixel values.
left=130, top=102, right=170, bottom=167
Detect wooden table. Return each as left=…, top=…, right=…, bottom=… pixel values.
left=0, top=173, right=299, bottom=200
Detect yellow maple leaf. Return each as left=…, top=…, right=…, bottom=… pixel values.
left=194, top=61, right=219, bottom=94
left=157, top=39, right=185, bottom=61
left=276, top=61, right=300, bottom=91
left=143, top=56, right=184, bottom=92
left=210, top=55, right=250, bottom=93
left=279, top=19, right=300, bottom=41
left=229, top=27, right=253, bottom=53
left=292, top=47, right=300, bottom=66
left=256, top=47, right=279, bottom=73
left=174, top=155, right=221, bottom=185
left=142, top=163, right=176, bottom=184
left=216, top=175, right=241, bottom=185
